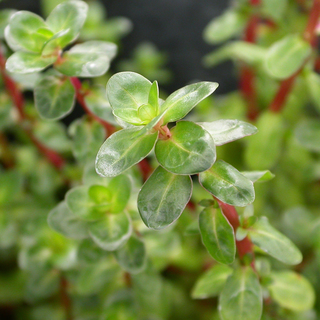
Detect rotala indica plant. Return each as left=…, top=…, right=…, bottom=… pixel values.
left=0, top=0, right=317, bottom=319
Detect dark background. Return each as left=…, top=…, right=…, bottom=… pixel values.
left=0, top=0, right=236, bottom=93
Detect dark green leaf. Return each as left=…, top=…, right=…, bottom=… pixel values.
left=199, top=160, right=255, bottom=207
left=95, top=127, right=158, bottom=177
left=155, top=121, right=216, bottom=174
left=138, top=166, right=192, bottom=230
left=199, top=207, right=235, bottom=264
left=219, top=267, right=262, bottom=320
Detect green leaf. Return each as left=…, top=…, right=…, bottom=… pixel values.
left=241, top=170, right=275, bottom=183
left=199, top=207, right=235, bottom=264
left=155, top=121, right=216, bottom=174
left=89, top=212, right=132, bottom=251
left=0, top=170, right=22, bottom=205
left=161, top=82, right=218, bottom=124
left=5, top=11, right=49, bottom=52
left=295, top=119, right=320, bottom=152
left=197, top=119, right=257, bottom=146
left=204, top=42, right=266, bottom=68
left=0, top=10, right=16, bottom=39
left=137, top=103, right=158, bottom=124
left=106, top=71, right=152, bottom=125
left=48, top=201, right=89, bottom=239
left=219, top=267, right=262, bottom=320
left=199, top=160, right=255, bottom=207
left=265, top=34, right=311, bottom=79
left=55, top=41, right=117, bottom=77
left=248, top=217, right=302, bottom=265
left=6, top=51, right=57, bottom=74
left=114, top=235, right=147, bottom=274
left=267, top=271, right=315, bottom=311
left=203, top=10, right=245, bottom=44
left=244, top=111, right=285, bottom=170
left=34, top=73, right=75, bottom=120
left=148, top=80, right=159, bottom=113
left=305, top=71, right=320, bottom=113
left=95, top=127, right=158, bottom=177
left=192, top=264, right=233, bottom=299
left=138, top=166, right=192, bottom=230
left=262, top=0, right=287, bottom=21
left=107, top=174, right=131, bottom=213
left=46, top=0, right=88, bottom=48
left=66, top=186, right=109, bottom=221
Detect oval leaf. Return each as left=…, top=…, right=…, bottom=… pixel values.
left=248, top=217, right=302, bottom=265
left=219, top=267, right=262, bottom=320
left=138, top=166, right=192, bottom=230
left=197, top=119, right=257, bottom=146
left=155, top=121, right=216, bottom=175
left=199, top=160, right=255, bottom=207
left=267, top=271, right=315, bottom=312
left=199, top=207, right=235, bottom=264
left=95, top=127, right=158, bottom=177
left=161, top=82, right=219, bottom=125
left=89, top=212, right=132, bottom=251
left=295, top=119, right=320, bottom=152
left=114, top=235, right=147, bottom=274
left=192, top=264, right=233, bottom=299
left=106, top=71, right=152, bottom=125
left=265, top=34, right=311, bottom=79
left=34, top=73, right=75, bottom=120
left=241, top=170, right=275, bottom=183
left=48, top=201, right=89, bottom=239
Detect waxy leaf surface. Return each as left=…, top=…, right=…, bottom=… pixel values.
left=34, top=74, right=75, bottom=120
left=114, top=235, right=146, bottom=274
left=155, top=121, right=216, bottom=175
left=248, top=217, right=302, bottom=265
left=161, top=82, right=218, bottom=124
left=138, top=166, right=192, bottom=230
left=265, top=34, right=311, bottom=79
left=199, top=160, right=255, bottom=207
left=219, top=267, right=262, bottom=320
left=267, top=271, right=315, bottom=312
left=192, top=264, right=233, bottom=299
left=95, top=127, right=158, bottom=177
left=107, top=71, right=152, bottom=125
left=89, top=212, right=132, bottom=251
left=199, top=207, right=235, bottom=264
left=197, top=119, right=257, bottom=146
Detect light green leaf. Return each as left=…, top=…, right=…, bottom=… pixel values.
left=155, top=121, right=216, bottom=174
left=107, top=174, right=131, bottom=213
left=203, top=10, right=245, bottom=44
left=48, top=201, right=89, bottom=239
left=199, top=160, right=255, bottom=207
left=114, top=235, right=147, bottom=274
left=0, top=10, right=16, bottom=39
left=197, top=119, right=257, bottom=146
left=241, top=170, right=275, bottom=183
left=55, top=41, right=117, bottom=77
left=6, top=51, right=57, bottom=74
left=248, top=217, right=302, bottom=265
left=66, top=186, right=109, bottom=221
left=262, top=0, right=287, bottom=21
left=295, top=119, right=320, bottom=152
left=46, top=0, right=88, bottom=48
left=305, top=71, right=320, bottom=113
left=89, top=212, right=132, bottom=251
left=138, top=166, right=192, bottom=230
left=5, top=11, right=49, bottom=52
left=161, top=82, right=218, bottom=124
left=34, top=73, right=75, bottom=120
left=95, top=127, right=158, bottom=177
left=106, top=71, right=152, bottom=125
left=199, top=207, right=235, bottom=264
left=219, top=267, right=262, bottom=320
left=267, top=271, right=315, bottom=311
left=244, top=111, right=285, bottom=170
left=192, top=264, right=233, bottom=299
left=265, top=34, right=311, bottom=79
left=0, top=170, right=22, bottom=205
left=148, top=80, right=159, bottom=113
left=204, top=42, right=266, bottom=68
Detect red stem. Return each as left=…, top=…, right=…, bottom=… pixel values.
left=137, top=158, right=153, bottom=181
left=269, top=0, right=320, bottom=113
left=60, top=275, right=73, bottom=320
left=0, top=50, right=65, bottom=170
left=70, top=77, right=116, bottom=137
